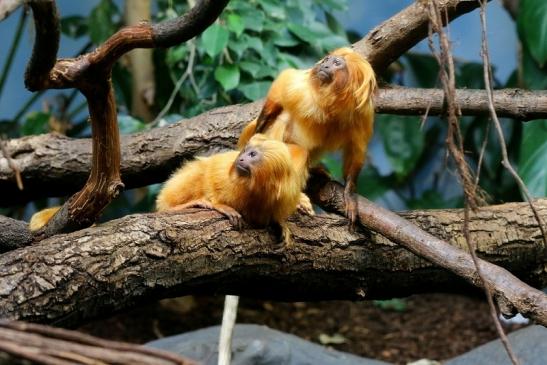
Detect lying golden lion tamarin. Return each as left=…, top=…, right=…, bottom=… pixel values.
left=238, top=47, right=376, bottom=227
left=156, top=134, right=309, bottom=246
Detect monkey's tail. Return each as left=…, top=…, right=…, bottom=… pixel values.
left=218, top=295, right=239, bottom=365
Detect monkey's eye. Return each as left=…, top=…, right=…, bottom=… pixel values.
left=249, top=151, right=257, bottom=158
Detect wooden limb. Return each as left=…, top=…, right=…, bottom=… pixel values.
left=0, top=200, right=545, bottom=325
left=24, top=0, right=60, bottom=91
left=151, top=0, right=231, bottom=47
left=0, top=216, right=32, bottom=253
left=306, top=171, right=547, bottom=325
left=0, top=320, right=196, bottom=365
left=355, top=0, right=491, bottom=72
left=2, top=85, right=547, bottom=207
left=376, top=87, right=547, bottom=121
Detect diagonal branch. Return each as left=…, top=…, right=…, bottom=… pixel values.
left=354, top=0, right=491, bottom=72
left=306, top=172, right=547, bottom=325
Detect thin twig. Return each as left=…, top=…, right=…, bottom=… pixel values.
left=478, top=0, right=547, bottom=250
left=153, top=40, right=197, bottom=124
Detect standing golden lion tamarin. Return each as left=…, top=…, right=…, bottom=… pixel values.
left=156, top=134, right=309, bottom=246
left=238, top=47, right=376, bottom=227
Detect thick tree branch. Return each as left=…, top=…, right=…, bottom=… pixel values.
left=0, top=199, right=545, bottom=325
left=354, top=0, right=490, bottom=72
left=2, top=84, right=546, bottom=206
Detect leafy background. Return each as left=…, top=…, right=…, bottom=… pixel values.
left=0, top=0, right=545, bottom=220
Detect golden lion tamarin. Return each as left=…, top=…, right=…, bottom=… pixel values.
left=238, top=47, right=376, bottom=227
left=156, top=134, right=309, bottom=246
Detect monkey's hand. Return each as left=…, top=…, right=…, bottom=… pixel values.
left=297, top=193, right=315, bottom=215
left=168, top=200, right=243, bottom=230
left=211, top=203, right=244, bottom=230
left=343, top=182, right=358, bottom=231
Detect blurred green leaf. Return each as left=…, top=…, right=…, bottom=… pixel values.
left=227, top=13, right=244, bottom=37
left=519, top=120, right=547, bottom=197
left=518, top=0, right=547, bottom=66
left=88, top=0, right=118, bottom=44
left=201, top=24, right=229, bottom=57
left=404, top=53, right=439, bottom=88
left=214, top=64, right=240, bottom=91
left=457, top=62, right=486, bottom=89
left=373, top=299, right=407, bottom=312
left=118, top=115, right=146, bottom=134
left=376, top=115, right=425, bottom=180
left=242, top=10, right=265, bottom=32
left=61, top=16, right=88, bottom=39
left=239, top=61, right=261, bottom=77
left=288, top=22, right=346, bottom=51
left=239, top=81, right=271, bottom=100
left=21, top=112, right=50, bottom=136
left=522, top=46, right=547, bottom=90
left=259, top=0, right=286, bottom=19
left=166, top=44, right=188, bottom=66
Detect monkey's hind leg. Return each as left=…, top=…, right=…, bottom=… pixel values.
left=272, top=221, right=293, bottom=249
left=168, top=200, right=243, bottom=230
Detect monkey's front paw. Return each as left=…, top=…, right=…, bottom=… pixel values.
left=214, top=205, right=243, bottom=230
left=297, top=193, right=315, bottom=216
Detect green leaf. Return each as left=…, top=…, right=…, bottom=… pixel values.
left=61, top=16, right=88, bottom=39
left=239, top=61, right=261, bottom=77
left=242, top=10, right=265, bottom=32
left=376, top=115, right=425, bottom=179
left=518, top=0, right=547, bottom=66
left=227, top=13, right=244, bottom=37
left=373, top=299, right=407, bottom=312
left=118, top=115, right=146, bottom=134
left=88, top=0, right=118, bottom=44
left=21, top=112, right=50, bottom=136
left=404, top=53, right=440, bottom=88
left=201, top=24, right=229, bottom=57
left=457, top=62, right=486, bottom=89
left=259, top=0, right=286, bottom=19
left=166, top=44, right=188, bottom=66
left=519, top=119, right=547, bottom=197
left=214, top=64, right=240, bottom=91
left=239, top=81, right=271, bottom=101
left=522, top=45, right=547, bottom=90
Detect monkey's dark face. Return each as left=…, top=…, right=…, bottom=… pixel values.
left=236, top=146, right=263, bottom=177
left=313, top=55, right=347, bottom=85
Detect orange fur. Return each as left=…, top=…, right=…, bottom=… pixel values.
left=237, top=47, right=376, bottom=224
left=156, top=134, right=308, bottom=245
left=29, top=206, right=61, bottom=231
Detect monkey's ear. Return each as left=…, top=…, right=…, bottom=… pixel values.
left=287, top=144, right=309, bottom=170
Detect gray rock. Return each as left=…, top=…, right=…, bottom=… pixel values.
left=147, top=324, right=392, bottom=365
left=445, top=325, right=547, bottom=365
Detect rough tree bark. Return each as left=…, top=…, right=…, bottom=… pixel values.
left=0, top=199, right=545, bottom=325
